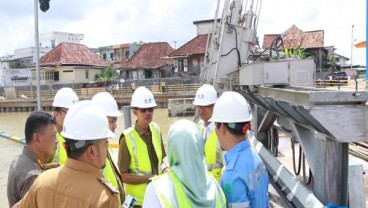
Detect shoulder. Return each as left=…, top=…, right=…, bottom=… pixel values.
left=150, top=122, right=160, bottom=129
left=99, top=177, right=120, bottom=195
left=122, top=127, right=135, bottom=135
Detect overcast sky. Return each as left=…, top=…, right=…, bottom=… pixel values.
left=0, top=0, right=366, bottom=65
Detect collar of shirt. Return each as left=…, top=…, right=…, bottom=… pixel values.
left=23, top=146, right=38, bottom=163
left=205, top=121, right=215, bottom=132
left=134, top=121, right=151, bottom=137
left=224, top=140, right=250, bottom=164
left=65, top=158, right=103, bottom=178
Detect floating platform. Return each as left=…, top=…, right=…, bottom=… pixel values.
left=0, top=131, right=26, bottom=144
left=168, top=98, right=195, bottom=117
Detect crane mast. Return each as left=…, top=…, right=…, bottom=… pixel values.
left=202, top=0, right=368, bottom=207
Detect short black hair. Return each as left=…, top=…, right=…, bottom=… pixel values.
left=25, top=111, right=56, bottom=144
left=64, top=138, right=98, bottom=159
left=216, top=122, right=250, bottom=136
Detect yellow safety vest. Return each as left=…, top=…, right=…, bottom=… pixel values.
left=51, top=132, right=67, bottom=164
left=103, top=147, right=123, bottom=204
left=151, top=171, right=226, bottom=208
left=123, top=123, right=163, bottom=205
left=198, top=121, right=223, bottom=183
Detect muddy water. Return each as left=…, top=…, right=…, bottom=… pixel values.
left=0, top=109, right=192, bottom=207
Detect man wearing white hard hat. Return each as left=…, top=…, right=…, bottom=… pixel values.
left=193, top=84, right=223, bottom=183
left=92, top=92, right=125, bottom=203
left=15, top=101, right=120, bottom=207
left=211, top=91, right=269, bottom=208
left=118, top=86, right=166, bottom=207
left=51, top=87, right=79, bottom=164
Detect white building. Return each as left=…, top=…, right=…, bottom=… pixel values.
left=1, top=68, right=31, bottom=87
left=39, top=31, right=84, bottom=48
left=11, top=31, right=85, bottom=67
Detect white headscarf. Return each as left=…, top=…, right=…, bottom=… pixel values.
left=167, top=119, right=219, bottom=207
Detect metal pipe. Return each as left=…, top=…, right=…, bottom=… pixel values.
left=34, top=0, right=41, bottom=110
left=123, top=106, right=132, bottom=129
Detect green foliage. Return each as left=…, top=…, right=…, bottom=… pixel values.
left=95, top=63, right=116, bottom=81
left=323, top=53, right=340, bottom=73
left=282, top=46, right=307, bottom=59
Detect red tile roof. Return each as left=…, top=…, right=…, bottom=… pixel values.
left=262, top=25, right=324, bottom=49
left=40, top=42, right=107, bottom=67
left=122, top=42, right=174, bottom=70
left=170, top=34, right=209, bottom=56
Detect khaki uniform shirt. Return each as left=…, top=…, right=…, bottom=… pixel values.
left=118, top=122, right=166, bottom=176
left=18, top=158, right=120, bottom=208
left=7, top=147, right=42, bottom=207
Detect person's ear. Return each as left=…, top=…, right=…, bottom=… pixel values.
left=132, top=109, right=138, bottom=116
left=86, top=144, right=96, bottom=159
left=33, top=132, right=42, bottom=146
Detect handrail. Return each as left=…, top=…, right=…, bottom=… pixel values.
left=0, top=83, right=201, bottom=99
left=315, top=79, right=366, bottom=90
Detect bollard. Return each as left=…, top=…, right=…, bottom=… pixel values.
left=123, top=106, right=132, bottom=129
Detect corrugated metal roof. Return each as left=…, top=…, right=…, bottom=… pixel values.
left=40, top=42, right=107, bottom=67
left=122, top=42, right=174, bottom=70
left=263, top=25, right=324, bottom=49
left=170, top=34, right=209, bottom=57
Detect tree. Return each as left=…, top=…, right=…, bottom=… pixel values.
left=95, top=63, right=116, bottom=81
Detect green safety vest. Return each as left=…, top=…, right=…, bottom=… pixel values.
left=151, top=171, right=226, bottom=208
left=51, top=132, right=67, bottom=164
left=103, top=147, right=123, bottom=204
left=198, top=121, right=224, bottom=183
left=123, top=123, right=163, bottom=205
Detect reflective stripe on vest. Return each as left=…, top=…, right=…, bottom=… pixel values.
left=151, top=172, right=226, bottom=208
left=123, top=122, right=163, bottom=205
left=52, top=132, right=67, bottom=164
left=102, top=147, right=121, bottom=203
left=204, top=131, right=223, bottom=183
left=246, top=163, right=268, bottom=191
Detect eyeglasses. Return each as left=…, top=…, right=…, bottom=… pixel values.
left=138, top=108, right=154, bottom=113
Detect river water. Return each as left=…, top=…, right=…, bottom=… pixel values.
left=0, top=109, right=192, bottom=207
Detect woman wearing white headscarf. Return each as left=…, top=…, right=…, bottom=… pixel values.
left=142, top=119, right=226, bottom=208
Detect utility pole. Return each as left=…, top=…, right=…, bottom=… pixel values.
left=34, top=0, right=41, bottom=110
left=34, top=0, right=50, bottom=110
left=351, top=24, right=354, bottom=70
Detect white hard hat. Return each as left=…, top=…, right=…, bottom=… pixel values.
left=210, top=91, right=251, bottom=123
left=92, top=92, right=122, bottom=117
left=131, top=86, right=157, bottom=108
left=61, top=100, right=115, bottom=140
left=193, top=84, right=217, bottom=106
left=52, top=87, right=79, bottom=108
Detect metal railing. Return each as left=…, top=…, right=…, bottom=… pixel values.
left=0, top=83, right=201, bottom=99
left=315, top=79, right=367, bottom=90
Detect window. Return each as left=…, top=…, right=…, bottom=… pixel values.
left=51, top=39, right=55, bottom=48
left=125, top=51, right=130, bottom=59
left=103, top=53, right=107, bottom=60
left=85, top=70, right=89, bottom=79
left=110, top=53, right=114, bottom=61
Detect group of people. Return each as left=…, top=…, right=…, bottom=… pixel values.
left=7, top=84, right=269, bottom=208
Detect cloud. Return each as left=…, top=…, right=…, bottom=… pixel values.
left=0, top=0, right=365, bottom=65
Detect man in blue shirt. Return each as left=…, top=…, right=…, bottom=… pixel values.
left=210, top=91, right=269, bottom=208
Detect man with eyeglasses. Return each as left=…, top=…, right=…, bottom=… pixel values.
left=118, top=86, right=166, bottom=207
left=7, top=111, right=57, bottom=207
left=51, top=87, right=79, bottom=165
left=193, top=84, right=224, bottom=183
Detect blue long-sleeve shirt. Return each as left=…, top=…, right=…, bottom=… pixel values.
left=221, top=140, right=269, bottom=208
